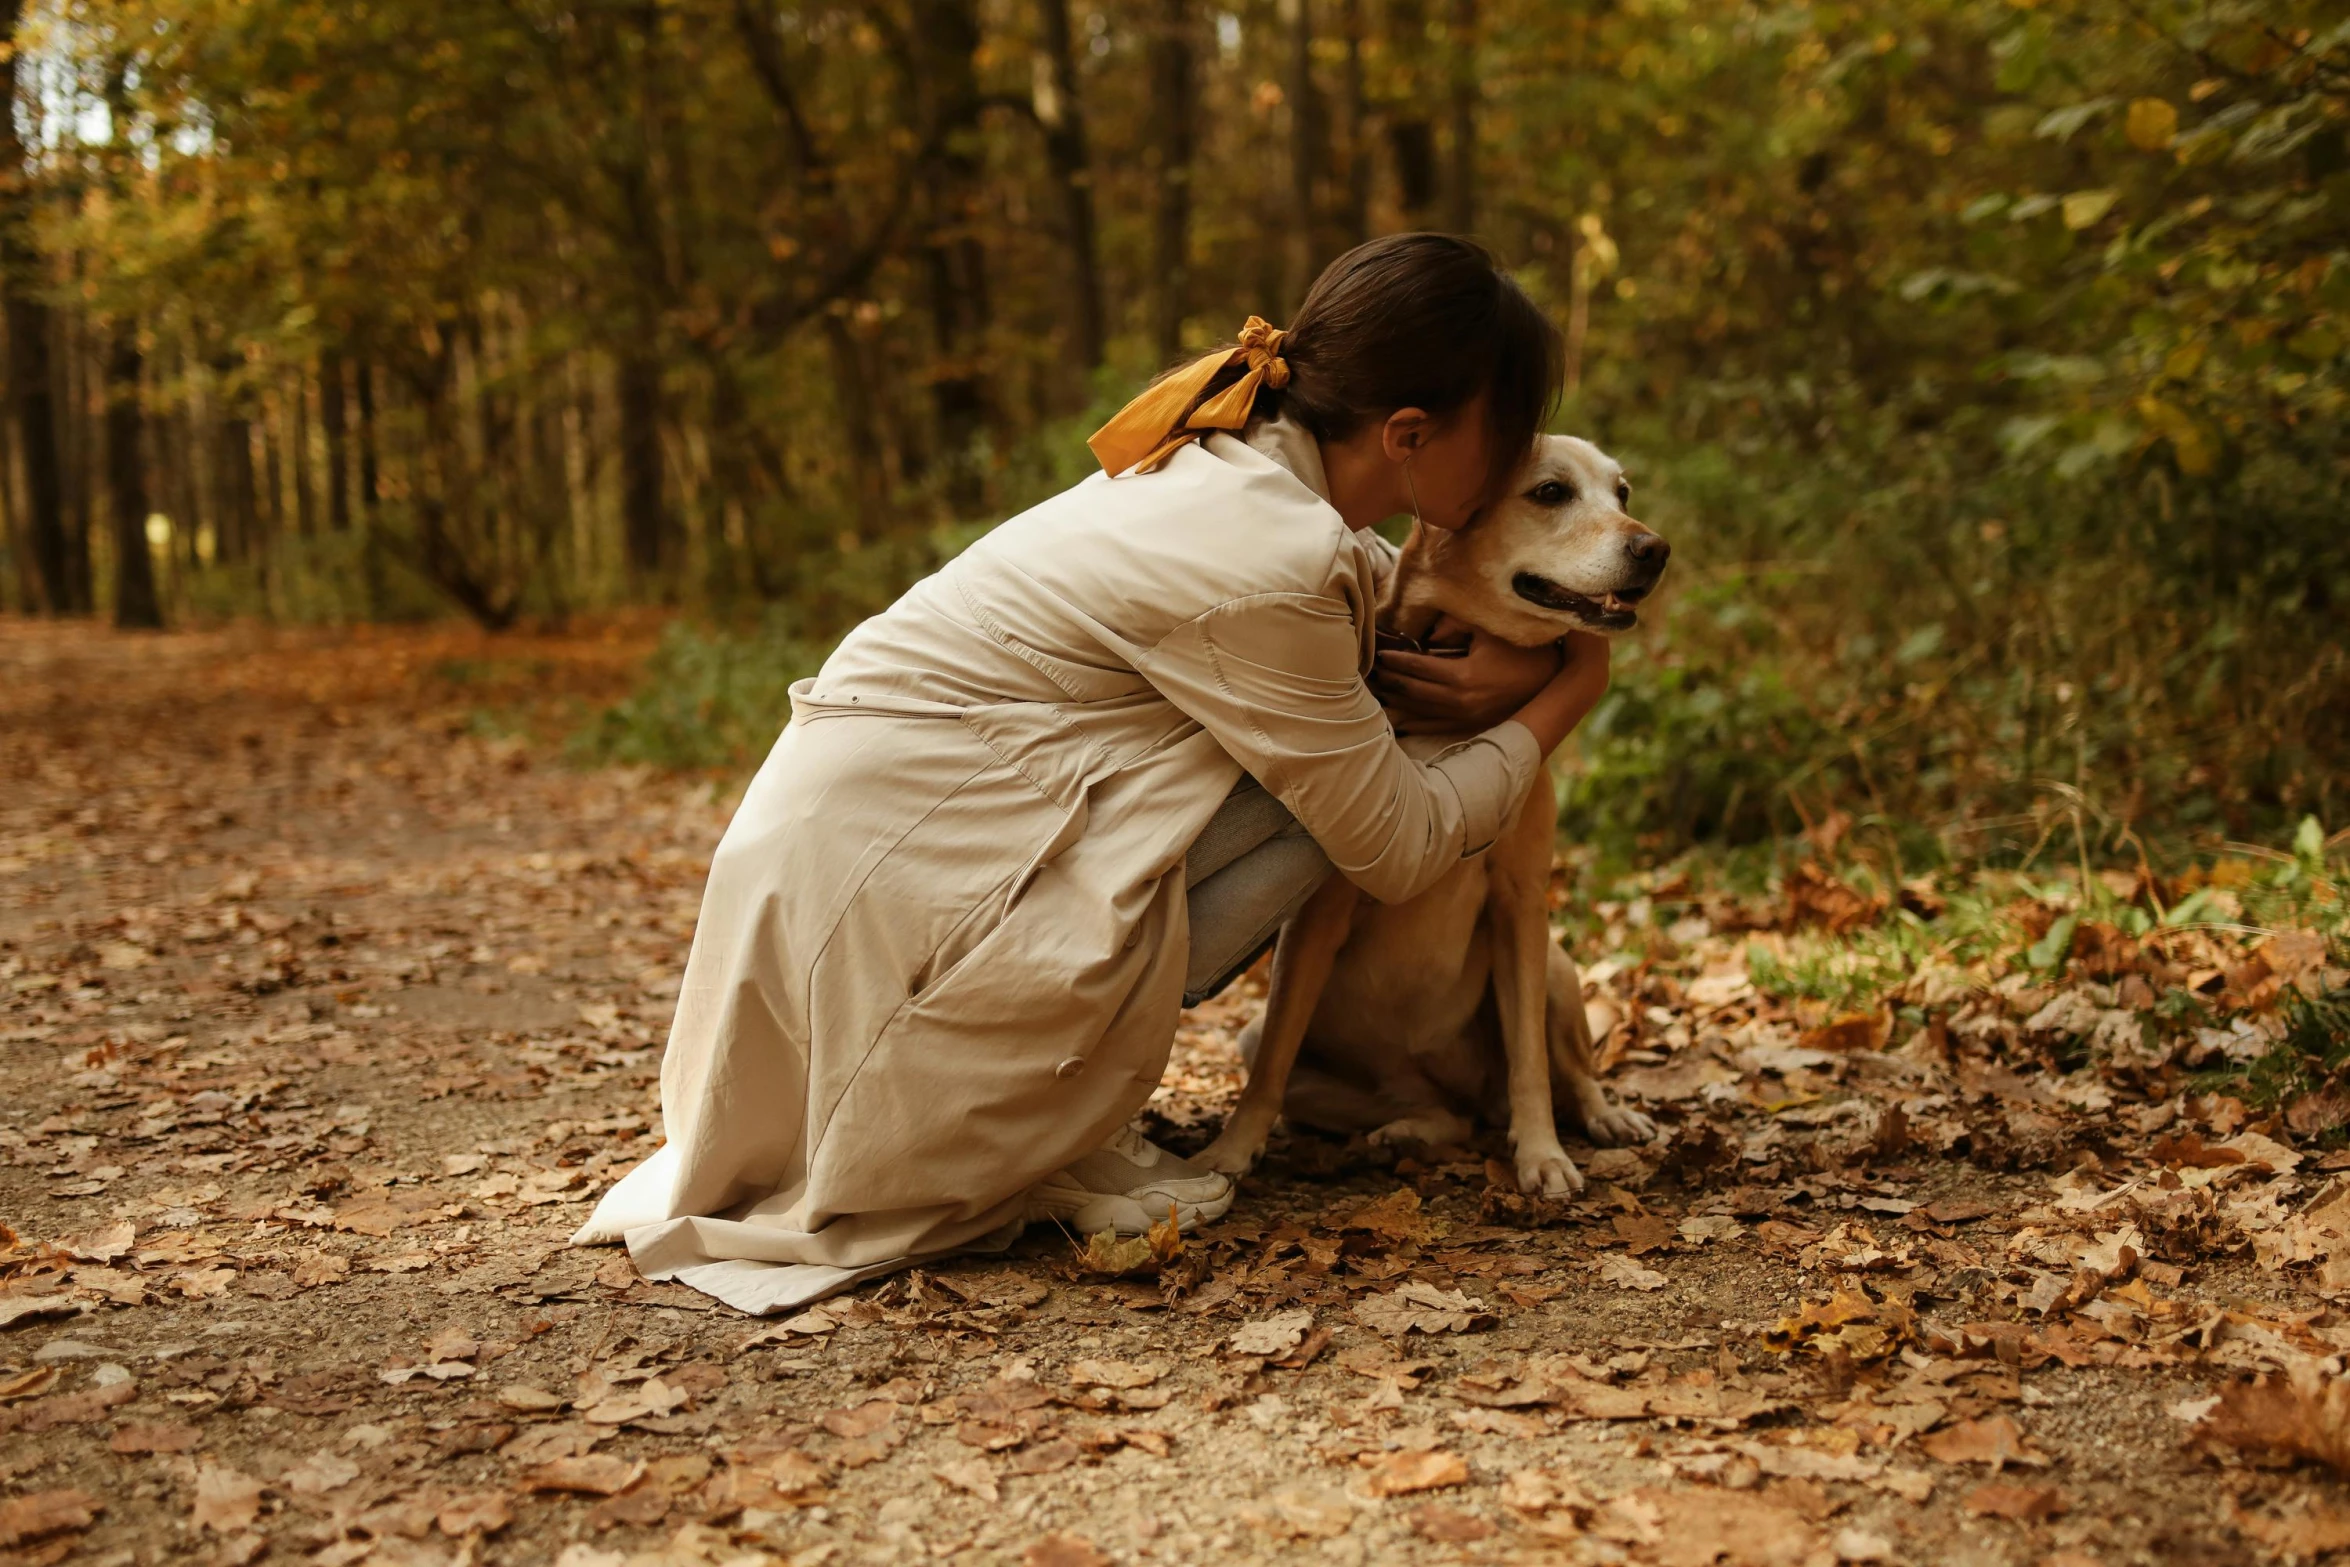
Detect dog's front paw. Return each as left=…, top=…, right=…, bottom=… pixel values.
left=1195, top=1129, right=1266, bottom=1177
left=1516, top=1145, right=1584, bottom=1197
left=1580, top=1098, right=1658, bottom=1147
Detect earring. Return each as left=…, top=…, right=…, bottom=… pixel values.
left=1404, top=457, right=1423, bottom=527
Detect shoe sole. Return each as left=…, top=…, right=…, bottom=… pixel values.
left=1027, top=1181, right=1235, bottom=1237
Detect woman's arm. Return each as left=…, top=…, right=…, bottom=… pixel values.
left=1132, top=591, right=1547, bottom=906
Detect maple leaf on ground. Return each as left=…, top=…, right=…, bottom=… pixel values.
left=2198, top=1370, right=2350, bottom=1478
left=1595, top=1254, right=1668, bottom=1292
left=1363, top=1448, right=1470, bottom=1497
left=1353, top=1282, right=1495, bottom=1336
left=0, top=1491, right=100, bottom=1549
left=436, top=1491, right=515, bottom=1536
left=1919, top=1415, right=2051, bottom=1471
left=1406, top=1502, right=1496, bottom=1542
left=1228, top=1309, right=1314, bottom=1358
left=191, top=1464, right=266, bottom=1533
left=1067, top=1358, right=1161, bottom=1389
left=934, top=1459, right=998, bottom=1501
left=109, top=1421, right=201, bottom=1454
left=1021, top=1531, right=1110, bottom=1567
left=1965, top=1483, right=2067, bottom=1520
left=522, top=1456, right=647, bottom=1496
left=2225, top=1500, right=2350, bottom=1557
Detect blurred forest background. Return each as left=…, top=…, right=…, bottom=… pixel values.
left=0, top=0, right=2343, bottom=867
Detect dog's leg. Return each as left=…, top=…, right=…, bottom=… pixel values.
left=1197, top=872, right=1362, bottom=1176
left=1545, top=942, right=1657, bottom=1145
left=1487, top=776, right=1583, bottom=1196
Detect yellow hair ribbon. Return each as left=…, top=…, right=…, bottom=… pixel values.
left=1086, top=316, right=1291, bottom=477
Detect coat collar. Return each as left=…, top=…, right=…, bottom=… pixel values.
left=1239, top=413, right=1333, bottom=506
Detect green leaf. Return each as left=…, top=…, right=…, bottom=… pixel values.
left=2027, top=913, right=2079, bottom=971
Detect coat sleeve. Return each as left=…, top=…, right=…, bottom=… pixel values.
left=1133, top=589, right=1542, bottom=904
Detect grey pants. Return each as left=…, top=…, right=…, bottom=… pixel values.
left=1182, top=778, right=1332, bottom=1006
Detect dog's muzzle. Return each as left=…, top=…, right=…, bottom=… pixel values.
left=1511, top=572, right=1644, bottom=630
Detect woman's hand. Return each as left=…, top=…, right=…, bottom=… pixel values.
left=1504, top=631, right=1612, bottom=758
left=1376, top=617, right=1564, bottom=733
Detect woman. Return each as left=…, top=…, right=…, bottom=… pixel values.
left=576, top=235, right=1611, bottom=1312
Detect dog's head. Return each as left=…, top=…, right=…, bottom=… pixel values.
left=1415, top=434, right=1670, bottom=644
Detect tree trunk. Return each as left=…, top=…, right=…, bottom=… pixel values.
left=823, top=314, right=887, bottom=536
left=1284, top=0, right=1321, bottom=308
left=58, top=307, right=91, bottom=611
left=1444, top=0, right=1478, bottom=235
left=0, top=0, right=66, bottom=614
left=291, top=367, right=317, bottom=538
left=913, top=0, right=990, bottom=506
left=105, top=319, right=159, bottom=628
left=1034, top=0, right=1104, bottom=374
left=318, top=348, right=351, bottom=531
left=355, top=357, right=381, bottom=520
left=1339, top=0, right=1370, bottom=247
left=616, top=346, right=666, bottom=583
left=1147, top=0, right=1195, bottom=362
left=1385, top=0, right=1437, bottom=226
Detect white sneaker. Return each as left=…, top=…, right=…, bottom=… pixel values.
left=1024, top=1126, right=1235, bottom=1236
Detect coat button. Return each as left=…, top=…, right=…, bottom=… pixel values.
left=1054, top=1057, right=1086, bottom=1080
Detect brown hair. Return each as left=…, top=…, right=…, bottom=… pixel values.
left=1184, top=233, right=1564, bottom=500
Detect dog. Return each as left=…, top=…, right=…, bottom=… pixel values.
left=1196, top=434, right=1667, bottom=1195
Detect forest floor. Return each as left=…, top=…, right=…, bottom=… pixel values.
left=4, top=617, right=2349, bottom=1567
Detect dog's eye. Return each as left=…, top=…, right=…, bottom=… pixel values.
left=1616, top=480, right=1632, bottom=507
left=1529, top=480, right=1572, bottom=506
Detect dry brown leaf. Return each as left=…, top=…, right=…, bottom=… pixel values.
left=1239, top=1488, right=1355, bottom=1540
left=2198, top=1370, right=2350, bottom=1477
left=1963, top=1482, right=2067, bottom=1520
left=0, top=1491, right=100, bottom=1549
left=1625, top=1487, right=1824, bottom=1567
left=1363, top=1448, right=1470, bottom=1497
left=1021, top=1531, right=1110, bottom=1567
left=436, top=1491, right=516, bottom=1536
left=109, top=1421, right=202, bottom=1455
left=1613, top=1213, right=1677, bottom=1255
left=2225, top=1500, right=2350, bottom=1557
left=1353, top=1282, right=1494, bottom=1336
left=934, top=1459, right=998, bottom=1501
left=1405, top=1502, right=1496, bottom=1542
left=523, top=1456, right=648, bottom=1496
left=1009, top=1438, right=1082, bottom=1475
left=0, top=1367, right=58, bottom=1402
left=17, top=1380, right=136, bottom=1432
left=1918, top=1415, right=2050, bottom=1471
left=1228, top=1309, right=1314, bottom=1358
left=1595, top=1254, right=1668, bottom=1292
left=1067, top=1358, right=1161, bottom=1389
left=191, top=1464, right=266, bottom=1533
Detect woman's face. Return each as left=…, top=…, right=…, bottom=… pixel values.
left=1385, top=394, right=1496, bottom=532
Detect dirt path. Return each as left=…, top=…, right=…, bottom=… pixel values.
left=3, top=620, right=2346, bottom=1567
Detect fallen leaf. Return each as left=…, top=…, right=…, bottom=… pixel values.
left=1067, top=1358, right=1161, bottom=1390
left=2198, top=1370, right=2350, bottom=1477
left=1595, top=1254, right=1668, bottom=1292
left=110, top=1422, right=202, bottom=1454
left=1405, top=1502, right=1496, bottom=1541
left=1240, top=1487, right=1356, bottom=1539
left=191, top=1464, right=266, bottom=1533
left=1363, top=1448, right=1470, bottom=1497
left=0, top=1491, right=100, bottom=1549
left=1964, top=1483, right=2067, bottom=1520
left=1021, top=1531, right=1109, bottom=1567
left=1353, top=1282, right=1495, bottom=1336
left=1919, top=1415, right=2050, bottom=1471
left=1229, top=1309, right=1314, bottom=1358
left=934, top=1459, right=998, bottom=1501
left=437, top=1491, right=515, bottom=1536
left=1009, top=1438, right=1082, bottom=1475
left=280, top=1452, right=361, bottom=1495
left=523, top=1456, right=648, bottom=1496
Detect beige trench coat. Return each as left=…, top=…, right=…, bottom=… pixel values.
left=575, top=418, right=1541, bottom=1311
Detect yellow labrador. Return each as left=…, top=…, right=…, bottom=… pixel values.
left=1199, top=435, right=1664, bottom=1194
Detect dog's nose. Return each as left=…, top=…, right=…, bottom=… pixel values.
left=1625, top=529, right=1670, bottom=571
